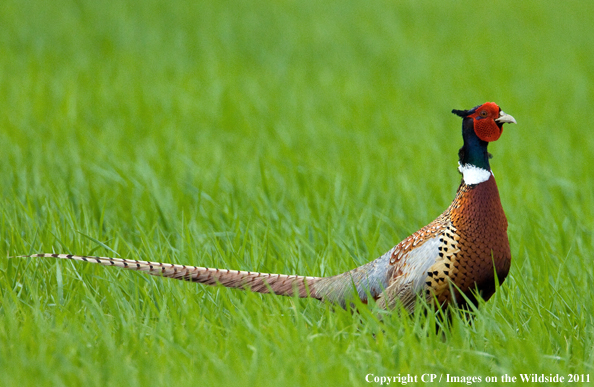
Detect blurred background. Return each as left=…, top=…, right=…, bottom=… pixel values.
left=1, top=0, right=592, bottom=385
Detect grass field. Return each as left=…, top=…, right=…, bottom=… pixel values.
left=1, top=0, right=593, bottom=385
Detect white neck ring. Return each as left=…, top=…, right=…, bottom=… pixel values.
left=458, top=163, right=492, bottom=185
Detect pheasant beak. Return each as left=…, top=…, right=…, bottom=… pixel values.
left=495, top=110, right=517, bottom=124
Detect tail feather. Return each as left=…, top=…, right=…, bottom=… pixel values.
left=21, top=254, right=324, bottom=299
left=312, top=250, right=394, bottom=308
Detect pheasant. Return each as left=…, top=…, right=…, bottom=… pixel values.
left=20, top=102, right=516, bottom=312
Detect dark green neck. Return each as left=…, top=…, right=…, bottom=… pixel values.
left=458, top=117, right=491, bottom=170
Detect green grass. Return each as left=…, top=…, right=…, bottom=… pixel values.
left=1, top=0, right=593, bottom=385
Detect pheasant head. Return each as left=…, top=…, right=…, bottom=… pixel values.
left=452, top=102, right=516, bottom=184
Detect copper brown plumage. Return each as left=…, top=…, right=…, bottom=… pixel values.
left=417, top=175, right=511, bottom=309
left=18, top=102, right=516, bottom=313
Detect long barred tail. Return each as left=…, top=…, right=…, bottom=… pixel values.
left=20, top=254, right=324, bottom=299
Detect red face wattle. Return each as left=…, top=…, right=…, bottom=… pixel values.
left=469, top=102, right=503, bottom=142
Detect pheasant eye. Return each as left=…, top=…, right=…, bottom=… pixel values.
left=480, top=110, right=488, bottom=117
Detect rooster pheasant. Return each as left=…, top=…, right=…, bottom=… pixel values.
left=21, top=102, right=516, bottom=312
